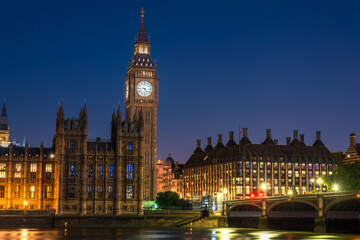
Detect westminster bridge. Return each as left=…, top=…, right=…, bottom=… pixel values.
left=224, top=191, right=360, bottom=233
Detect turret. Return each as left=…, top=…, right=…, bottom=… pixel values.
left=0, top=99, right=8, bottom=131
left=56, top=102, right=65, bottom=132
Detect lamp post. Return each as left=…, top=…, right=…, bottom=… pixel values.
left=333, top=184, right=339, bottom=192
left=317, top=178, right=323, bottom=192
left=24, top=201, right=28, bottom=215
left=261, top=183, right=267, bottom=196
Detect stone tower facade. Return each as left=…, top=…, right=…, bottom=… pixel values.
left=125, top=10, right=158, bottom=200
left=55, top=104, right=144, bottom=215
left=0, top=101, right=10, bottom=147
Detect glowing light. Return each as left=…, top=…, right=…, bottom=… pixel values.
left=261, top=183, right=267, bottom=190
left=333, top=184, right=339, bottom=191
left=288, top=190, right=293, bottom=196
left=357, top=194, right=360, bottom=198
left=223, top=188, right=228, bottom=194
left=24, top=201, right=28, bottom=206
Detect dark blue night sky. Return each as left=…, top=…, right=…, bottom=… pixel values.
left=1, top=1, right=360, bottom=163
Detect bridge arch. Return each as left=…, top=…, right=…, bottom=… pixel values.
left=324, top=196, right=360, bottom=216
left=228, top=203, right=262, bottom=217
left=267, top=199, right=318, bottom=216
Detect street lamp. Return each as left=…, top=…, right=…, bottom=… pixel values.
left=288, top=190, right=293, bottom=196
left=24, top=201, right=28, bottom=215
left=333, top=184, right=339, bottom=192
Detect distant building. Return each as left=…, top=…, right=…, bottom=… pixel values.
left=0, top=100, right=26, bottom=148
left=0, top=101, right=10, bottom=147
left=184, top=128, right=337, bottom=200
left=156, top=154, right=184, bottom=198
left=343, top=133, right=360, bottom=164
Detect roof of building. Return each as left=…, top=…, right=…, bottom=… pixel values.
left=136, top=9, right=149, bottom=44
left=185, top=132, right=336, bottom=168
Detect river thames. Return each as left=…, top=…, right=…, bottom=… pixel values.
left=0, top=228, right=359, bottom=240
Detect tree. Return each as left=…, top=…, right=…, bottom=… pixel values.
left=154, top=191, right=186, bottom=209
left=324, top=162, right=360, bottom=191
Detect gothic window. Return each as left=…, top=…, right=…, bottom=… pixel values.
left=126, top=164, right=133, bottom=179
left=30, top=186, right=36, bottom=199
left=0, top=185, right=4, bottom=198
left=70, top=141, right=76, bottom=151
left=68, top=184, right=76, bottom=198
left=45, top=186, right=52, bottom=199
left=45, top=164, right=52, bottom=179
left=108, top=185, right=113, bottom=198
left=109, top=164, right=114, bottom=178
left=98, top=164, right=103, bottom=178
left=126, top=143, right=133, bottom=152
left=88, top=164, right=93, bottom=178
left=69, top=163, right=76, bottom=177
left=126, top=185, right=133, bottom=199
left=30, top=163, right=37, bottom=178
left=14, top=185, right=20, bottom=198
left=87, top=185, right=92, bottom=198
left=15, top=163, right=21, bottom=178
left=98, top=186, right=103, bottom=198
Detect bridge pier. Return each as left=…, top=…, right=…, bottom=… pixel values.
left=314, top=195, right=326, bottom=233
left=258, top=199, right=268, bottom=229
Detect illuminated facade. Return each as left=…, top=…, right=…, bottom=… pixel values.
left=0, top=144, right=56, bottom=210
left=156, top=155, right=184, bottom=198
left=343, top=133, right=360, bottom=164
left=125, top=9, right=159, bottom=200
left=55, top=104, right=144, bottom=215
left=184, top=128, right=337, bottom=200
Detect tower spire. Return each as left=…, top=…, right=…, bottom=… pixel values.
left=136, top=7, right=149, bottom=43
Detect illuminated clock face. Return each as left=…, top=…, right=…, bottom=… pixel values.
left=137, top=81, right=152, bottom=97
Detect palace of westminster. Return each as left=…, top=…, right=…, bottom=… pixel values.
left=0, top=11, right=358, bottom=216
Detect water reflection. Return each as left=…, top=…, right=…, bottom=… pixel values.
left=0, top=228, right=359, bottom=240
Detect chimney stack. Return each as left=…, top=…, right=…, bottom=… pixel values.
left=300, top=134, right=304, bottom=144
left=274, top=139, right=278, bottom=145
left=286, top=137, right=291, bottom=145
left=207, top=137, right=212, bottom=146
left=218, top=134, right=222, bottom=144
left=229, top=131, right=234, bottom=141
left=293, top=130, right=299, bottom=140
left=350, top=133, right=356, bottom=146
left=266, top=129, right=271, bottom=139
left=316, top=131, right=321, bottom=141
left=196, top=139, right=201, bottom=148
left=243, top=128, right=248, bottom=138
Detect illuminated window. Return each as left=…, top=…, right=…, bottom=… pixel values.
left=126, top=143, right=133, bottom=151
left=69, top=163, right=76, bottom=177
left=98, top=164, right=103, bottom=178
left=45, top=186, right=52, bottom=199
left=98, top=186, right=103, bottom=198
left=109, top=164, right=114, bottom=178
left=15, top=163, right=21, bottom=178
left=30, top=186, right=36, bottom=199
left=14, top=185, right=20, bottom=198
left=88, top=164, right=93, bottom=178
left=108, top=185, right=113, bottom=198
left=45, top=164, right=52, bottom=179
left=30, top=163, right=37, bottom=178
left=0, top=163, right=6, bottom=178
left=126, top=164, right=133, bottom=179
left=126, top=185, right=133, bottom=199
left=0, top=185, right=4, bottom=198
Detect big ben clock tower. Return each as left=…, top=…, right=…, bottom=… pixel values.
left=125, top=9, right=158, bottom=200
